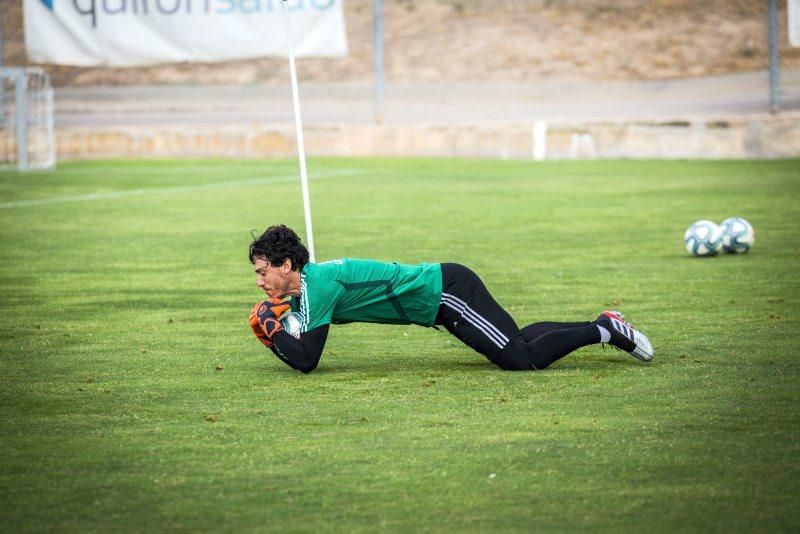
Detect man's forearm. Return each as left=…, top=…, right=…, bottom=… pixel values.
left=270, top=325, right=329, bottom=373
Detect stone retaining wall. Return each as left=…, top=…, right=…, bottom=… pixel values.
left=52, top=112, right=800, bottom=160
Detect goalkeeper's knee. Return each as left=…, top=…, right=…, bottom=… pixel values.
left=492, top=337, right=548, bottom=371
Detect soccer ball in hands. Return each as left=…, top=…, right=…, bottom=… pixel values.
left=281, top=312, right=303, bottom=338
left=684, top=220, right=723, bottom=256
left=719, top=217, right=755, bottom=254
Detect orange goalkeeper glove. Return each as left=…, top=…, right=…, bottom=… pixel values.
left=249, top=305, right=273, bottom=348
left=250, top=299, right=292, bottom=347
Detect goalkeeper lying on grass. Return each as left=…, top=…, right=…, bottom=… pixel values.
left=249, top=225, right=653, bottom=373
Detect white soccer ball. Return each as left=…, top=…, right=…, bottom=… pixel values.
left=281, top=312, right=303, bottom=339
left=719, top=217, right=755, bottom=254
left=684, top=220, right=723, bottom=256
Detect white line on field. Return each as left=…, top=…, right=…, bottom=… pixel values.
left=16, top=164, right=300, bottom=176
left=0, top=169, right=360, bottom=209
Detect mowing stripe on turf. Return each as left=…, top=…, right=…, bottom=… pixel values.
left=0, top=170, right=359, bottom=209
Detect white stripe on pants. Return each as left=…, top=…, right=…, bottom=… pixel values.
left=441, top=292, right=510, bottom=350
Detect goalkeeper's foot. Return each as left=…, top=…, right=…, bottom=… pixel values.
left=595, top=310, right=653, bottom=362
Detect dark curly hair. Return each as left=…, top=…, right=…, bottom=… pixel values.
left=248, top=225, right=310, bottom=271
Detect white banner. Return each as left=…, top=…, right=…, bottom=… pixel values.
left=791, top=0, right=800, bottom=47
left=24, top=0, right=348, bottom=66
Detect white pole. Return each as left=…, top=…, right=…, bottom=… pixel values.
left=532, top=121, right=547, bottom=161
left=281, top=0, right=316, bottom=263
left=374, top=0, right=385, bottom=123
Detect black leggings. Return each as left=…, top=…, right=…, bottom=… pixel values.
left=434, top=263, right=600, bottom=370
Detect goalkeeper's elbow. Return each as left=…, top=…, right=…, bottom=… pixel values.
left=297, top=361, right=318, bottom=374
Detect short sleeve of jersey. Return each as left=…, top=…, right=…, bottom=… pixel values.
left=292, top=263, right=345, bottom=332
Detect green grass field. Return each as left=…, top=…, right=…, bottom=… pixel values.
left=1, top=158, right=798, bottom=531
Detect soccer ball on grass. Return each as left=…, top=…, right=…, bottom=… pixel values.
left=684, top=220, right=723, bottom=257
left=719, top=217, right=755, bottom=254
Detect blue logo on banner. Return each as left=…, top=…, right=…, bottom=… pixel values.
left=53, top=0, right=336, bottom=29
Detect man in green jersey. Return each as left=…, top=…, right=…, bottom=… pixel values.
left=249, top=225, right=653, bottom=373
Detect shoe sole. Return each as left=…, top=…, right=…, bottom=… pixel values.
left=629, top=328, right=654, bottom=362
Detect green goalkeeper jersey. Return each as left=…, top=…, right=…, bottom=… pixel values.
left=289, top=259, right=443, bottom=332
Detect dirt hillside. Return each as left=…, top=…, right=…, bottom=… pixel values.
left=4, top=0, right=799, bottom=86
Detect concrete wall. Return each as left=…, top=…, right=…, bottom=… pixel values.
left=51, top=112, right=800, bottom=160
